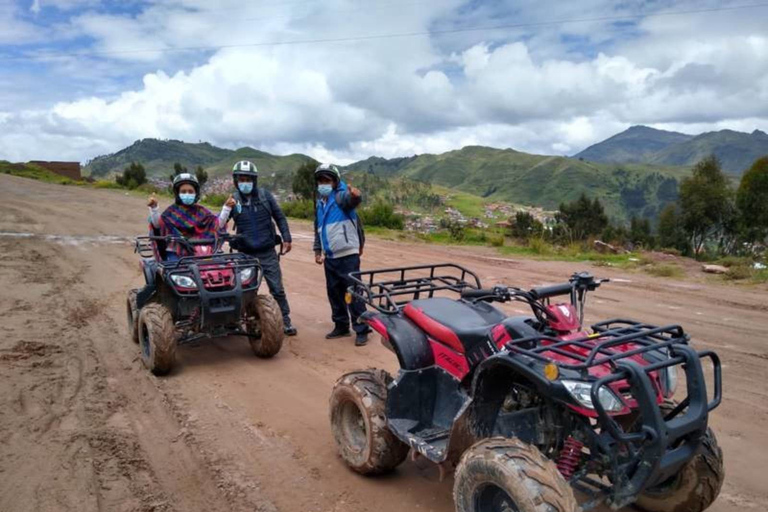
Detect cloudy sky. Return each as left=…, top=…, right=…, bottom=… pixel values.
left=1, top=0, right=767, bottom=164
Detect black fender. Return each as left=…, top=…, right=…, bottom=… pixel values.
left=363, top=312, right=434, bottom=370
left=136, top=258, right=158, bottom=309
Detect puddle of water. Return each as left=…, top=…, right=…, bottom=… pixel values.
left=0, top=232, right=133, bottom=246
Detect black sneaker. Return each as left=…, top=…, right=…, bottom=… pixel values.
left=284, top=322, right=298, bottom=336
left=326, top=325, right=351, bottom=339
left=355, top=332, right=369, bottom=346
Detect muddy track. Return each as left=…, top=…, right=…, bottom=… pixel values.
left=1, top=174, right=766, bottom=512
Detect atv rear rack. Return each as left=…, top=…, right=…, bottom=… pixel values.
left=349, top=263, right=482, bottom=314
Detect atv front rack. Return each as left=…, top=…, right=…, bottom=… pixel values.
left=349, top=263, right=482, bottom=314
left=505, top=320, right=722, bottom=509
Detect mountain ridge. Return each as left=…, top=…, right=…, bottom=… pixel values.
left=575, top=126, right=768, bottom=174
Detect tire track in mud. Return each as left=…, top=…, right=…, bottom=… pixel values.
left=0, top=238, right=264, bottom=512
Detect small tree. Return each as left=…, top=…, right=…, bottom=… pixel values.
left=292, top=159, right=319, bottom=200
left=629, top=216, right=654, bottom=248
left=170, top=162, right=188, bottom=182
left=116, top=162, right=147, bottom=190
left=657, top=203, right=688, bottom=253
left=736, top=156, right=768, bottom=244
left=510, top=211, right=543, bottom=239
left=679, top=155, right=734, bottom=256
left=195, top=165, right=209, bottom=189
left=555, top=194, right=608, bottom=241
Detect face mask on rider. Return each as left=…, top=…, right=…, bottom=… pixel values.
left=179, top=193, right=196, bottom=205
left=317, top=184, right=333, bottom=197
left=238, top=182, right=253, bottom=195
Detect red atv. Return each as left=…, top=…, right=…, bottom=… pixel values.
left=126, top=231, right=284, bottom=375
left=329, top=264, right=723, bottom=512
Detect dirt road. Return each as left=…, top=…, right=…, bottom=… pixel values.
left=1, top=174, right=766, bottom=512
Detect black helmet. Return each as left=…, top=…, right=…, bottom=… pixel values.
left=315, top=163, right=341, bottom=184
left=172, top=172, right=200, bottom=199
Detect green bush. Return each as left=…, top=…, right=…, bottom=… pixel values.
left=116, top=162, right=147, bottom=190
left=281, top=199, right=315, bottom=219
left=359, top=201, right=405, bottom=230
left=93, top=180, right=123, bottom=189
left=202, top=193, right=229, bottom=209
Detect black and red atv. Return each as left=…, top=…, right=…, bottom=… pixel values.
left=126, top=231, right=284, bottom=375
left=329, top=264, right=723, bottom=512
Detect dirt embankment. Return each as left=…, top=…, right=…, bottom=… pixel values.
left=1, top=174, right=766, bottom=512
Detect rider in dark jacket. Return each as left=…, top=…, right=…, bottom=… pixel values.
left=221, top=161, right=297, bottom=336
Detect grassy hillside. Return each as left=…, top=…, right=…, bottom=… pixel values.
left=347, top=146, right=688, bottom=221
left=575, top=125, right=693, bottom=163
left=0, top=161, right=80, bottom=185
left=577, top=126, right=768, bottom=175
left=84, top=139, right=313, bottom=179
left=648, top=129, right=768, bottom=175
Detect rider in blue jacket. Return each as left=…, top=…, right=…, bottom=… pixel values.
left=313, top=163, right=369, bottom=346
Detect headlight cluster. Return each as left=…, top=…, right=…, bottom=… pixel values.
left=562, top=380, right=624, bottom=412
left=170, top=274, right=197, bottom=289
left=239, top=267, right=255, bottom=283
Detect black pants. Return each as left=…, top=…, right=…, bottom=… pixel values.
left=252, top=248, right=291, bottom=324
left=324, top=254, right=368, bottom=334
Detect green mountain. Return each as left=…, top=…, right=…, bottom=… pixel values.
left=84, top=138, right=312, bottom=178
left=346, top=146, right=688, bottom=221
left=648, top=129, right=768, bottom=175
left=575, top=126, right=693, bottom=164
left=576, top=126, right=768, bottom=175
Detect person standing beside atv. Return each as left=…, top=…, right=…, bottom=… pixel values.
left=147, top=173, right=220, bottom=261
left=313, top=163, right=370, bottom=346
left=220, top=161, right=298, bottom=336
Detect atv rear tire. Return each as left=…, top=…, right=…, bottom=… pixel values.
left=246, top=294, right=284, bottom=358
left=127, top=290, right=139, bottom=344
left=454, top=437, right=579, bottom=512
left=635, top=403, right=724, bottom=512
left=329, top=369, right=409, bottom=475
left=138, top=303, right=176, bottom=376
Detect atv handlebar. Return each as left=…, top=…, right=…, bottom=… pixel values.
left=531, top=282, right=574, bottom=300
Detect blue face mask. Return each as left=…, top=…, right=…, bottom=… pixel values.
left=317, top=184, right=333, bottom=197
left=238, top=182, right=253, bottom=195
left=179, top=193, right=196, bottom=205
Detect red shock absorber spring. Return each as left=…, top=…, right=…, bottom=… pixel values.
left=556, top=436, right=584, bottom=480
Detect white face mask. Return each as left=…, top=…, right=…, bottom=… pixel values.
left=318, top=184, right=333, bottom=197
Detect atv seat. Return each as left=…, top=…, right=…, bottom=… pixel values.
left=403, top=298, right=505, bottom=354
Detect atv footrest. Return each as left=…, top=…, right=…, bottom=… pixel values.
left=413, top=426, right=450, bottom=443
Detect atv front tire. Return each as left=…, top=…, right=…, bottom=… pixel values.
left=245, top=294, right=284, bottom=358
left=127, top=290, right=139, bottom=344
left=329, top=369, right=409, bottom=475
left=454, top=437, right=579, bottom=512
left=635, top=403, right=724, bottom=512
left=138, top=303, right=177, bottom=376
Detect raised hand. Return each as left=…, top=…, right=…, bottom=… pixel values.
left=147, top=194, right=158, bottom=208
left=225, top=195, right=236, bottom=208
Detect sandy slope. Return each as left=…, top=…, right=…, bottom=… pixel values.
left=0, top=174, right=766, bottom=512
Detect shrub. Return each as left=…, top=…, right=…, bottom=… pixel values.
left=281, top=199, right=315, bottom=219
left=116, top=162, right=147, bottom=189
left=359, top=201, right=405, bottom=230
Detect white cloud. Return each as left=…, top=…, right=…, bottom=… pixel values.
left=1, top=0, right=768, bottom=163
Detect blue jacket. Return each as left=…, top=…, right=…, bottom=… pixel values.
left=313, top=181, right=363, bottom=259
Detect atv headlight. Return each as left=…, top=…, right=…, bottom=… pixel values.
left=171, top=274, right=197, bottom=289
left=660, top=365, right=679, bottom=399
left=239, top=267, right=255, bottom=283
left=562, top=380, right=623, bottom=412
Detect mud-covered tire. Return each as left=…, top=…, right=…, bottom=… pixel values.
left=454, top=437, right=579, bottom=512
left=127, top=290, right=139, bottom=344
left=635, top=402, right=724, bottom=512
left=245, top=294, right=284, bottom=358
left=138, top=303, right=176, bottom=376
left=329, top=369, right=409, bottom=475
